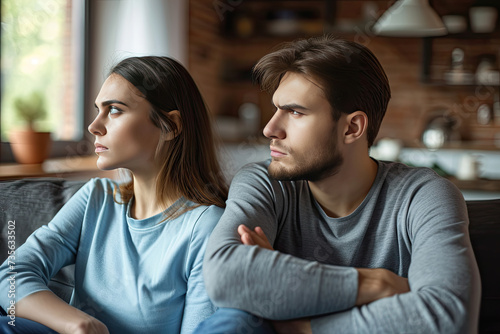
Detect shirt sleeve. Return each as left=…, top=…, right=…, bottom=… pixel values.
left=311, top=177, right=481, bottom=334
left=180, top=205, right=222, bottom=334
left=0, top=179, right=95, bottom=311
left=203, top=163, right=358, bottom=320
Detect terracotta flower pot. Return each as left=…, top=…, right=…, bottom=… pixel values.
left=9, top=130, right=52, bottom=164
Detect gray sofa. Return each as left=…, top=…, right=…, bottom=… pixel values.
left=1, top=178, right=499, bottom=332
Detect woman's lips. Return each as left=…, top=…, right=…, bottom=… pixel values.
left=95, top=143, right=109, bottom=153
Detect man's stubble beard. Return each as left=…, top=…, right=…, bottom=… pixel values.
left=268, top=137, right=343, bottom=182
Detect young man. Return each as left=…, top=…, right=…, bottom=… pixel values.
left=198, top=36, right=481, bottom=333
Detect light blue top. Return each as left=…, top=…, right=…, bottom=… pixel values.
left=0, top=178, right=223, bottom=333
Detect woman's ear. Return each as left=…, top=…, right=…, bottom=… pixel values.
left=343, top=111, right=368, bottom=145
left=163, top=110, right=182, bottom=141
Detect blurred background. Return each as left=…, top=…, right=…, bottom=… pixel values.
left=1, top=0, right=499, bottom=199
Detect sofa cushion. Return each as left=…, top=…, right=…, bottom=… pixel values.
left=0, top=178, right=85, bottom=303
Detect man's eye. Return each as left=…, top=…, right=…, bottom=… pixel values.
left=290, top=110, right=302, bottom=116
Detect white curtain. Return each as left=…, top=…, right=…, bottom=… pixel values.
left=89, top=0, right=188, bottom=102
left=115, top=0, right=173, bottom=60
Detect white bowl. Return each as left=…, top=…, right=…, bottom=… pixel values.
left=442, top=15, right=467, bottom=34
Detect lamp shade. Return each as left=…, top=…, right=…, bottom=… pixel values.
left=373, top=0, right=447, bottom=37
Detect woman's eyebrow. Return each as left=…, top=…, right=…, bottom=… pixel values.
left=94, top=99, right=129, bottom=108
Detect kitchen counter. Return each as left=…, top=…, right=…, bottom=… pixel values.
left=398, top=147, right=500, bottom=200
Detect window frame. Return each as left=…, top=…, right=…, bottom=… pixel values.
left=0, top=0, right=91, bottom=163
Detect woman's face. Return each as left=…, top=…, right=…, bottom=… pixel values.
left=89, top=74, right=162, bottom=174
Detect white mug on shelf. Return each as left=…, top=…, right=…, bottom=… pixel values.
left=469, top=6, right=498, bottom=33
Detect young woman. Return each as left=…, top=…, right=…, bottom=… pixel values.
left=0, top=56, right=228, bottom=333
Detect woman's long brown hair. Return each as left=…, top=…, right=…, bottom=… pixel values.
left=109, top=56, right=227, bottom=215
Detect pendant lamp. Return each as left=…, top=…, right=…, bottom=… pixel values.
left=373, top=0, right=447, bottom=37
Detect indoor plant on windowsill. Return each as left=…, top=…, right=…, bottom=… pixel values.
left=8, top=92, right=52, bottom=164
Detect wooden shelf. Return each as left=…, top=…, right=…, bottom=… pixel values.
left=434, top=31, right=500, bottom=39
left=0, top=155, right=116, bottom=181
left=421, top=35, right=500, bottom=84
left=421, top=81, right=500, bottom=88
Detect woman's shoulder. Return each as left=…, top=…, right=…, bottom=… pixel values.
left=77, top=177, right=121, bottom=202
left=185, top=203, right=224, bottom=223
left=182, top=203, right=224, bottom=235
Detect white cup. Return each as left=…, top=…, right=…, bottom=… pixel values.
left=469, top=7, right=498, bottom=33
left=456, top=154, right=480, bottom=180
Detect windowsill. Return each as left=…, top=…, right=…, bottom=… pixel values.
left=0, top=155, right=116, bottom=181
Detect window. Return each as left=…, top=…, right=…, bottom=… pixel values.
left=0, top=0, right=88, bottom=162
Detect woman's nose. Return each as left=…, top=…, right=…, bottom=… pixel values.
left=88, top=114, right=106, bottom=136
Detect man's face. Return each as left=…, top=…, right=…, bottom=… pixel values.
left=263, top=72, right=343, bottom=182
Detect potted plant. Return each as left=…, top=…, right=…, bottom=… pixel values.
left=8, top=91, right=52, bottom=164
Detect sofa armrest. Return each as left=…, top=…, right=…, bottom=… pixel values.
left=0, top=178, right=85, bottom=303
left=466, top=199, right=500, bottom=333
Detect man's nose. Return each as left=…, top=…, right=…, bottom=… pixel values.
left=263, top=111, right=286, bottom=140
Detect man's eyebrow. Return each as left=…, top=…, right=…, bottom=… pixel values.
left=94, top=99, right=129, bottom=109
left=275, top=103, right=309, bottom=111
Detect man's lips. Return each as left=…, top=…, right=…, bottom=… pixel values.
left=270, top=146, right=286, bottom=157
left=95, top=143, right=109, bottom=153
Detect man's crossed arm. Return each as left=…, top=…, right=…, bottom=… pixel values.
left=237, top=225, right=410, bottom=334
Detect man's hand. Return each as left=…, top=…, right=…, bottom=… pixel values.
left=272, top=318, right=312, bottom=334
left=238, top=226, right=311, bottom=333
left=238, top=225, right=274, bottom=250
left=356, top=268, right=410, bottom=306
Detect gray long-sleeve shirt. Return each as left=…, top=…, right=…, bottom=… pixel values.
left=203, top=159, right=481, bottom=333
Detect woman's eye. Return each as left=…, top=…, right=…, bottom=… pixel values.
left=109, top=106, right=122, bottom=115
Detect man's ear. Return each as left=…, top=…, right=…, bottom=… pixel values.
left=163, top=109, right=182, bottom=141
left=343, top=111, right=368, bottom=145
